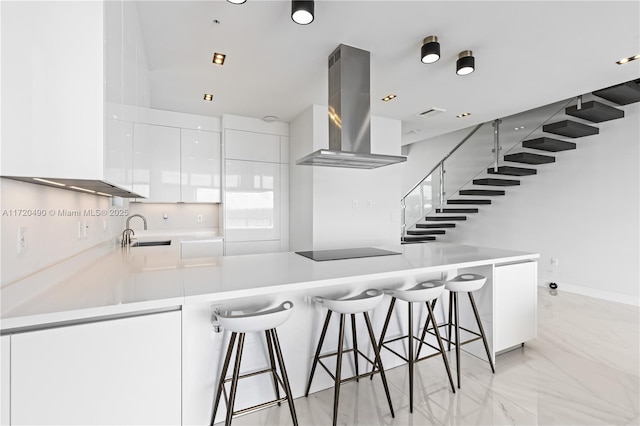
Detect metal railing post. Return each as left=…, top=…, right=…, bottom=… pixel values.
left=492, top=119, right=502, bottom=172
left=439, top=162, right=445, bottom=211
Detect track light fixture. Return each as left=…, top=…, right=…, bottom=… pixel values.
left=421, top=36, right=440, bottom=64
left=456, top=50, right=475, bottom=75
left=227, top=0, right=247, bottom=4
left=291, top=0, right=314, bottom=25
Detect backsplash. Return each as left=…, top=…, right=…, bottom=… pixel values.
left=0, top=178, right=125, bottom=285
left=127, top=202, right=220, bottom=234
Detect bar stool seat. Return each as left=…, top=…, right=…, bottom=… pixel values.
left=305, top=290, right=394, bottom=426
left=375, top=281, right=456, bottom=413
left=418, top=273, right=495, bottom=389
left=211, top=301, right=297, bottom=426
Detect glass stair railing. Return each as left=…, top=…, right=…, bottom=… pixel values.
left=400, top=90, right=621, bottom=243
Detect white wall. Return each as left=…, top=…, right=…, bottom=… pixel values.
left=412, top=104, right=640, bottom=304
left=290, top=105, right=403, bottom=251
left=0, top=179, right=125, bottom=285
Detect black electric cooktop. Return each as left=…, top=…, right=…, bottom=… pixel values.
left=295, top=247, right=401, bottom=262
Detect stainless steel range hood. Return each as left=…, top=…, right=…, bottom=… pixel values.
left=296, top=44, right=406, bottom=169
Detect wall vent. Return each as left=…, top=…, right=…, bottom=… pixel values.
left=417, top=107, right=446, bottom=118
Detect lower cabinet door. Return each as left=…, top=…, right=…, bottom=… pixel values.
left=10, top=310, right=181, bottom=425
left=494, top=261, right=538, bottom=352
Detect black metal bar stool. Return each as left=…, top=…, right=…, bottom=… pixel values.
left=417, top=273, right=495, bottom=388
left=210, top=301, right=298, bottom=426
left=304, top=289, right=394, bottom=426
left=374, top=281, right=455, bottom=413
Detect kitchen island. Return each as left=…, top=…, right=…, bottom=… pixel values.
left=0, top=242, right=538, bottom=425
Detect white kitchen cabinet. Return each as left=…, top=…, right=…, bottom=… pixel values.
left=133, top=123, right=181, bottom=202
left=1, top=335, right=9, bottom=426
left=181, top=129, right=221, bottom=203
left=494, top=261, right=538, bottom=352
left=224, top=160, right=282, bottom=244
left=105, top=120, right=135, bottom=191
left=0, top=1, right=145, bottom=197
left=10, top=310, right=181, bottom=425
left=225, top=129, right=282, bottom=163
left=181, top=239, right=224, bottom=258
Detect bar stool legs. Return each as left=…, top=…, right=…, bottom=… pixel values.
left=305, top=292, right=395, bottom=426
left=375, top=289, right=455, bottom=413
left=210, top=302, right=297, bottom=426
left=417, top=275, right=496, bottom=389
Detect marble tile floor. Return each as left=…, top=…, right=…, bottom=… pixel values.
left=216, top=288, right=640, bottom=425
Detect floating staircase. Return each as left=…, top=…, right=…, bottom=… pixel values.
left=403, top=78, right=638, bottom=243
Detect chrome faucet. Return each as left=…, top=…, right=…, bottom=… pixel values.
left=121, top=228, right=135, bottom=247
left=122, top=214, right=147, bottom=247
left=126, top=214, right=148, bottom=230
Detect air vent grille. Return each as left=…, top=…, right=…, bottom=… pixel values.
left=417, top=107, right=446, bottom=118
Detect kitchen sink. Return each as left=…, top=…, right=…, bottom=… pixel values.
left=130, top=240, right=172, bottom=247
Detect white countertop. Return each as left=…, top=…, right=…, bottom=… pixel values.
left=0, top=242, right=538, bottom=332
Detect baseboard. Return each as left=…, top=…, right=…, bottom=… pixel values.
left=538, top=281, right=640, bottom=307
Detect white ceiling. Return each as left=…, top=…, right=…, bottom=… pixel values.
left=135, top=0, right=640, bottom=145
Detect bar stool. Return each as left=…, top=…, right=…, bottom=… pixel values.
left=417, top=273, right=495, bottom=388
left=374, top=281, right=456, bottom=413
left=210, top=301, right=297, bottom=426
left=304, top=290, right=394, bottom=426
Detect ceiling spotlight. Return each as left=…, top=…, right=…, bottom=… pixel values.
left=382, top=94, right=397, bottom=102
left=203, top=94, right=213, bottom=101
left=456, top=112, right=471, bottom=118
left=227, top=0, right=247, bottom=4
left=292, top=0, right=314, bottom=25
left=421, top=36, right=440, bottom=64
left=212, top=53, right=226, bottom=65
left=456, top=50, right=475, bottom=76
left=616, top=53, right=640, bottom=65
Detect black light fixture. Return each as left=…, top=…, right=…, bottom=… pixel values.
left=421, top=36, right=440, bottom=64
left=291, top=0, right=314, bottom=25
left=456, top=50, right=475, bottom=75
left=227, top=0, right=247, bottom=4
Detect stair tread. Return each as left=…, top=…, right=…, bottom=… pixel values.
left=416, top=223, right=456, bottom=228
left=592, top=80, right=640, bottom=105
left=565, top=100, right=625, bottom=123
left=402, top=237, right=436, bottom=243
left=436, top=208, right=479, bottom=213
left=425, top=215, right=467, bottom=221
left=459, top=189, right=505, bottom=196
left=543, top=120, right=599, bottom=138
left=487, top=166, right=537, bottom=176
left=473, top=178, right=520, bottom=186
left=504, top=152, right=555, bottom=165
left=522, top=137, right=576, bottom=152
left=407, top=229, right=446, bottom=235
left=448, top=199, right=491, bottom=205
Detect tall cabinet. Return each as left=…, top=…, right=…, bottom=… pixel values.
left=222, top=115, right=289, bottom=255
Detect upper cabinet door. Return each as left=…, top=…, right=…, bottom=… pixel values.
left=225, top=129, right=281, bottom=163
left=180, top=129, right=221, bottom=203
left=133, top=123, right=181, bottom=202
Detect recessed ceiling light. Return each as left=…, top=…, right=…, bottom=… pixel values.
left=213, top=53, right=226, bottom=65
left=263, top=115, right=278, bottom=123
left=616, top=53, right=640, bottom=65
left=382, top=94, right=397, bottom=102
left=514, top=126, right=526, bottom=130
left=456, top=112, right=471, bottom=118
left=203, top=94, right=213, bottom=101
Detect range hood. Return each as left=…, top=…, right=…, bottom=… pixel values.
left=296, top=44, right=406, bottom=169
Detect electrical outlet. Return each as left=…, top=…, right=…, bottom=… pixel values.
left=197, top=214, right=204, bottom=223
left=367, top=200, right=373, bottom=208
left=551, top=257, right=559, bottom=266
left=17, top=227, right=27, bottom=254
left=352, top=200, right=358, bottom=209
